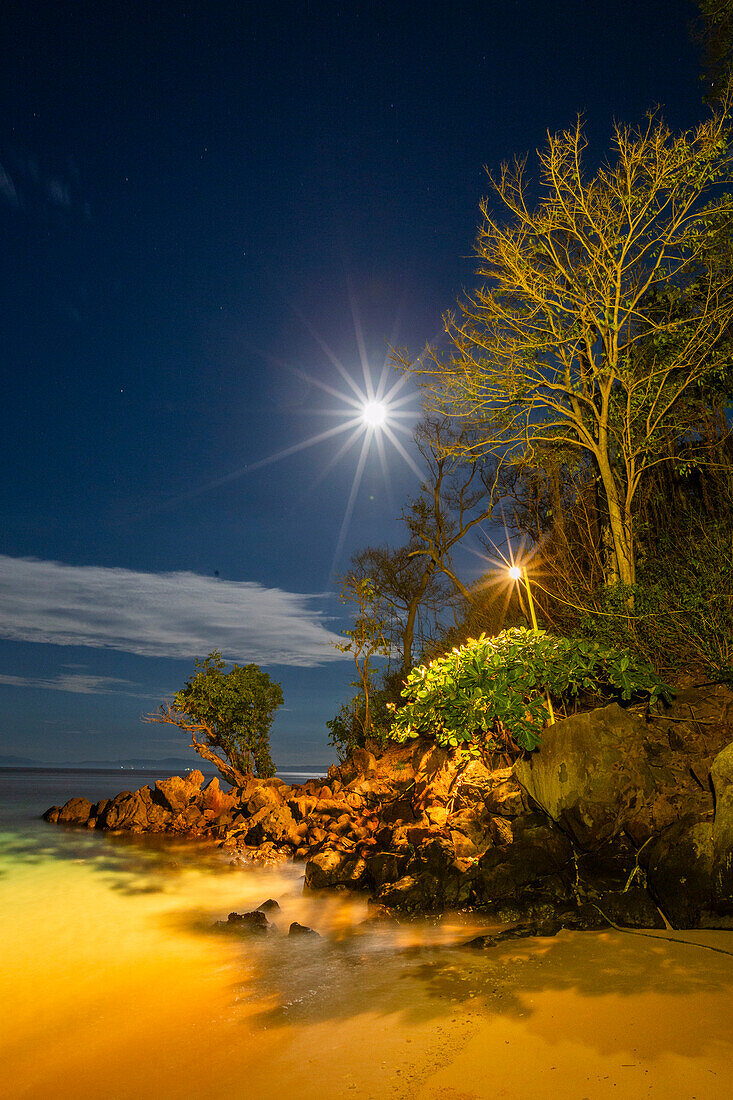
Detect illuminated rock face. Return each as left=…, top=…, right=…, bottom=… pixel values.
left=42, top=686, right=733, bottom=931
left=513, top=704, right=659, bottom=848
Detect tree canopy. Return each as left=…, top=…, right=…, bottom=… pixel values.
left=148, top=652, right=283, bottom=785
left=407, top=99, right=733, bottom=594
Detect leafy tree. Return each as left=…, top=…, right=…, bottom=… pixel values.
left=147, top=651, right=283, bottom=785
left=388, top=628, right=671, bottom=756
left=405, top=100, right=733, bottom=597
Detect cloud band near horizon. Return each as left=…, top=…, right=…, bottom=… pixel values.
left=0, top=555, right=347, bottom=667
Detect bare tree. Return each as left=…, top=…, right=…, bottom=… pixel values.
left=405, top=100, right=733, bottom=596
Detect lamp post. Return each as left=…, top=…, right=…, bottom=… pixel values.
left=509, top=564, right=555, bottom=725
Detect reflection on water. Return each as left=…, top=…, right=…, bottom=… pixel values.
left=2, top=769, right=733, bottom=1099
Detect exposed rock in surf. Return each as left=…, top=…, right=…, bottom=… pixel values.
left=288, top=922, right=319, bottom=937
left=215, top=909, right=270, bottom=934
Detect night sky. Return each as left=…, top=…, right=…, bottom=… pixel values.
left=0, top=0, right=704, bottom=768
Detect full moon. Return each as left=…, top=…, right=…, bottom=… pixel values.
left=362, top=401, right=387, bottom=428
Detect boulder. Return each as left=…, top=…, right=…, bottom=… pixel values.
left=289, top=922, right=319, bottom=937
left=365, top=850, right=410, bottom=890
left=513, top=704, right=659, bottom=848
left=643, top=814, right=715, bottom=928
left=256, top=898, right=281, bottom=913
left=154, top=776, right=197, bottom=814
left=472, top=814, right=572, bottom=909
left=246, top=784, right=285, bottom=815
left=55, top=797, right=93, bottom=825
left=215, top=910, right=270, bottom=935
left=245, top=803, right=297, bottom=846
left=304, top=847, right=367, bottom=889
left=711, top=742, right=733, bottom=911
left=101, top=787, right=166, bottom=831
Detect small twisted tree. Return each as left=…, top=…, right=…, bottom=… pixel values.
left=147, top=651, right=283, bottom=785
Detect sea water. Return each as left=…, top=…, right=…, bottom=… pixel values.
left=2, top=768, right=733, bottom=1100
left=0, top=768, right=496, bottom=1099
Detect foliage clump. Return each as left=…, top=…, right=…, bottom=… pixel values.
left=149, top=651, right=283, bottom=784
left=387, top=628, right=671, bottom=755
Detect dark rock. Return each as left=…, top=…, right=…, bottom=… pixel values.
left=256, top=898, right=281, bottom=913
left=56, top=797, right=94, bottom=825
left=288, top=922, right=320, bottom=937
left=365, top=850, right=409, bottom=890
left=216, top=909, right=269, bottom=934
left=513, top=704, right=659, bottom=847
left=643, top=814, right=715, bottom=928
left=472, top=814, right=573, bottom=908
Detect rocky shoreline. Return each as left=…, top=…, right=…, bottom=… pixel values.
left=44, top=684, right=733, bottom=935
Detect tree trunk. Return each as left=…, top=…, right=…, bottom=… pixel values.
left=190, top=732, right=249, bottom=789
left=596, top=452, right=635, bottom=588
left=401, top=562, right=435, bottom=675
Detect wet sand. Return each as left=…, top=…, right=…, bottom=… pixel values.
left=2, top=831, right=733, bottom=1099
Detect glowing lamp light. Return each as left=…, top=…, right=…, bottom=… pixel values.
left=362, top=401, right=387, bottom=428
left=508, top=566, right=522, bottom=581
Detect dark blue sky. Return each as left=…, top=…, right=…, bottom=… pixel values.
left=0, top=0, right=704, bottom=767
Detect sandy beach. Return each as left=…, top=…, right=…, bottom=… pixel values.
left=3, top=827, right=732, bottom=1100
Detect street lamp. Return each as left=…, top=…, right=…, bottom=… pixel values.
left=509, top=563, right=555, bottom=725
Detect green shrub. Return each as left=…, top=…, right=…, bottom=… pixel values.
left=387, top=627, right=671, bottom=754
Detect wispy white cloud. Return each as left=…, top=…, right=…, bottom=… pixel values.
left=0, top=555, right=345, bottom=667
left=0, top=671, right=149, bottom=697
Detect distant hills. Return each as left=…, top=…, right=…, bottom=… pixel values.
left=0, top=753, right=216, bottom=771
left=0, top=752, right=330, bottom=775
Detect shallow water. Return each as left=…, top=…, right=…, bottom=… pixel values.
left=2, top=769, right=733, bottom=1099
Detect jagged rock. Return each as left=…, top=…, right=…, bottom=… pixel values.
left=472, top=814, right=572, bottom=909
left=154, top=775, right=198, bottom=813
left=289, top=922, right=319, bottom=937
left=54, top=797, right=93, bottom=825
left=201, top=776, right=236, bottom=816
left=245, top=803, right=296, bottom=845
left=101, top=787, right=168, bottom=831
left=513, top=704, right=659, bottom=848
left=365, top=850, right=410, bottom=890
left=246, top=784, right=285, bottom=814
left=43, top=806, right=60, bottom=824
left=215, top=909, right=270, bottom=934
left=256, top=898, right=280, bottom=913
left=304, top=847, right=367, bottom=889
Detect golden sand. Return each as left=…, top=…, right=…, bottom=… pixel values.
left=2, top=843, right=732, bottom=1099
